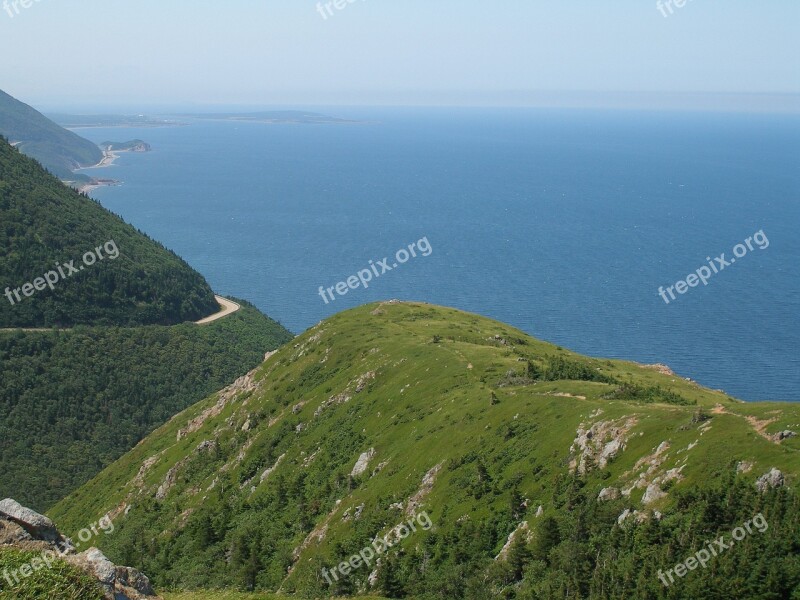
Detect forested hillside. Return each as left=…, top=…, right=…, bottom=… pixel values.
left=0, top=138, right=219, bottom=328
left=0, top=301, right=292, bottom=510
left=0, top=134, right=294, bottom=510
left=0, top=89, right=103, bottom=179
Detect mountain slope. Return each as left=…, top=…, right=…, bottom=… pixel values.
left=0, top=89, right=103, bottom=179
left=0, top=138, right=218, bottom=328
left=50, top=302, right=800, bottom=598
left=0, top=136, right=293, bottom=510
left=0, top=300, right=292, bottom=510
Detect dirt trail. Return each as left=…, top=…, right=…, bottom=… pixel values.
left=712, top=404, right=780, bottom=443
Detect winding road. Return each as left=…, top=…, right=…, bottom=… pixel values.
left=195, top=295, right=241, bottom=325
left=0, top=294, right=240, bottom=332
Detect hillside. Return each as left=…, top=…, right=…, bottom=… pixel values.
left=50, top=302, right=800, bottom=599
left=0, top=300, right=292, bottom=510
left=0, top=138, right=219, bottom=328
left=0, top=89, right=103, bottom=179
left=0, top=135, right=293, bottom=510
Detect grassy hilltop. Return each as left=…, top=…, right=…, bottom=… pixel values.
left=50, top=301, right=800, bottom=599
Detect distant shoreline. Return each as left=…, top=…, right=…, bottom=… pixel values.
left=75, top=145, right=148, bottom=193
left=76, top=178, right=120, bottom=194
left=64, top=123, right=184, bottom=130
left=92, top=148, right=121, bottom=168
left=71, top=150, right=121, bottom=193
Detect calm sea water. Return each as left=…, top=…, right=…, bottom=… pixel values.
left=77, top=108, right=800, bottom=401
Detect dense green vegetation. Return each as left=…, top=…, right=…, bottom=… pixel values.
left=337, top=467, right=800, bottom=599
left=0, top=131, right=294, bottom=510
left=163, top=593, right=388, bottom=600
left=0, top=138, right=219, bottom=327
left=0, top=89, right=102, bottom=179
left=0, top=301, right=292, bottom=510
left=50, top=302, right=800, bottom=599
left=0, top=548, right=104, bottom=599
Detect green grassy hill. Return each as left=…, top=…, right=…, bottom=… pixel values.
left=49, top=302, right=800, bottom=599
left=0, top=89, right=103, bottom=179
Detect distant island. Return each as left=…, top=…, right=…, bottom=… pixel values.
left=100, top=139, right=152, bottom=153
left=179, top=110, right=360, bottom=124
left=48, top=113, right=185, bottom=128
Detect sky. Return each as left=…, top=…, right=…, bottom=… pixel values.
left=0, top=0, right=798, bottom=110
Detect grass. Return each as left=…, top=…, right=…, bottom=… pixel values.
left=0, top=548, right=104, bottom=600
left=48, top=301, right=800, bottom=595
left=163, top=594, right=388, bottom=600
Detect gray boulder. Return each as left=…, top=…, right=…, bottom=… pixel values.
left=598, top=487, right=621, bottom=502
left=0, top=498, right=62, bottom=542
left=756, top=468, right=785, bottom=492
left=642, top=484, right=667, bottom=505
left=0, top=516, right=33, bottom=545
left=66, top=548, right=116, bottom=596
left=0, top=497, right=161, bottom=599
left=116, top=566, right=156, bottom=596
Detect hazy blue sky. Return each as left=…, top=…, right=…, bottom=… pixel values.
left=0, top=0, right=798, bottom=109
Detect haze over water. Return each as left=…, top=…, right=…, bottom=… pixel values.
left=80, top=107, right=800, bottom=401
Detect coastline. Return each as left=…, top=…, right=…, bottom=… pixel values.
left=76, top=178, right=120, bottom=194
left=89, top=148, right=121, bottom=169
left=74, top=148, right=126, bottom=193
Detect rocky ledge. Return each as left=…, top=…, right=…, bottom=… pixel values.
left=0, top=498, right=160, bottom=600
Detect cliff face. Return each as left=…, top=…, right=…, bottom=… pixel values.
left=0, top=498, right=160, bottom=600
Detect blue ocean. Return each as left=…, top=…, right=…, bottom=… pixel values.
left=77, top=107, right=800, bottom=401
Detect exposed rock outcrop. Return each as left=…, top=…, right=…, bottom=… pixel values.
left=155, top=458, right=189, bottom=500
left=773, top=430, right=797, bottom=443
left=177, top=370, right=258, bottom=441
left=351, top=448, right=376, bottom=477
left=598, top=487, right=621, bottom=502
left=314, top=370, right=377, bottom=418
left=0, top=498, right=64, bottom=544
left=642, top=483, right=667, bottom=505
left=406, top=463, right=444, bottom=516
left=569, top=417, right=638, bottom=474
left=0, top=498, right=160, bottom=599
left=756, top=468, right=785, bottom=492
left=495, top=521, right=532, bottom=560
left=640, top=363, right=676, bottom=376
